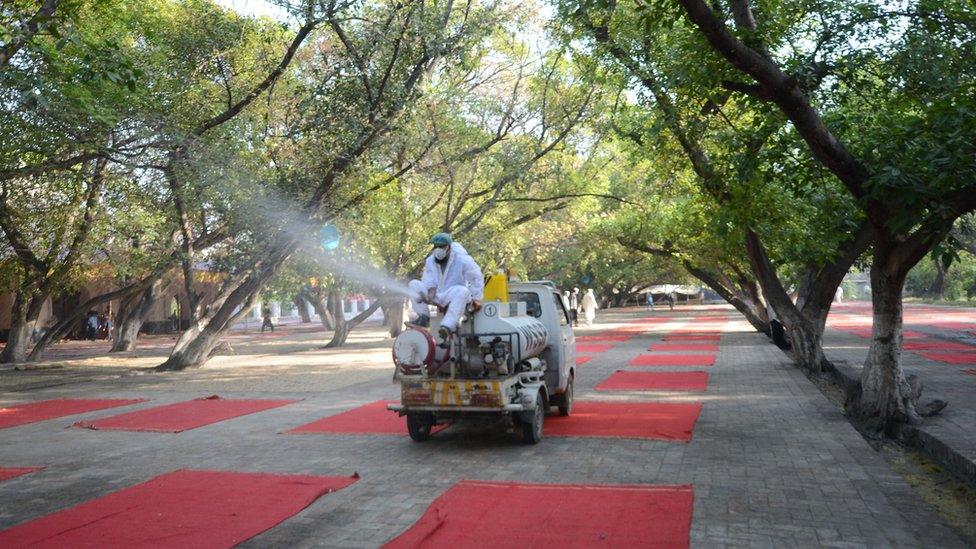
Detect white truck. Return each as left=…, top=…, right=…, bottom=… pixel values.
left=388, top=281, right=577, bottom=444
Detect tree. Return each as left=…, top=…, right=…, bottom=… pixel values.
left=305, top=34, right=599, bottom=344
left=156, top=0, right=496, bottom=370
left=2, top=0, right=294, bottom=361
left=1, top=0, right=62, bottom=68
left=560, top=2, right=875, bottom=372
left=0, top=0, right=158, bottom=362
left=635, top=0, right=976, bottom=430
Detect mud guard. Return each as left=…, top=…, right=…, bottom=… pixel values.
left=519, top=382, right=549, bottom=420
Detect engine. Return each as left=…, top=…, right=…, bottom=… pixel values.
left=393, top=300, right=549, bottom=378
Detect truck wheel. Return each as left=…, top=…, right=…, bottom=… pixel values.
left=558, top=378, right=573, bottom=417
left=521, top=393, right=544, bottom=444
left=406, top=412, right=433, bottom=442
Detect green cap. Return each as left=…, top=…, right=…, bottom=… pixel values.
left=430, top=232, right=453, bottom=246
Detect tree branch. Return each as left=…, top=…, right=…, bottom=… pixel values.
left=498, top=192, right=642, bottom=208
left=676, top=0, right=871, bottom=199
left=0, top=0, right=59, bottom=67
left=191, top=17, right=317, bottom=137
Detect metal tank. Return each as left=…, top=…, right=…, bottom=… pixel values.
left=392, top=300, right=550, bottom=376
left=470, top=301, right=549, bottom=364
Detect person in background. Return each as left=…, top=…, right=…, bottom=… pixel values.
left=261, top=305, right=275, bottom=332
left=834, top=285, right=844, bottom=304
left=97, top=313, right=110, bottom=339
left=85, top=310, right=99, bottom=340
left=581, top=288, right=599, bottom=326
left=569, top=287, right=580, bottom=326
left=646, top=291, right=655, bottom=311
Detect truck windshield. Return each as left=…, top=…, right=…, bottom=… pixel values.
left=508, top=292, right=542, bottom=318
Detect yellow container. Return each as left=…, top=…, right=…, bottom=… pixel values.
left=483, top=273, right=509, bottom=302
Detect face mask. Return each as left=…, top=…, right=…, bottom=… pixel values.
left=433, top=247, right=448, bottom=260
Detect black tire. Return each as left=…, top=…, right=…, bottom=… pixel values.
left=521, top=392, right=544, bottom=444
left=406, top=412, right=433, bottom=442
left=558, top=377, right=573, bottom=417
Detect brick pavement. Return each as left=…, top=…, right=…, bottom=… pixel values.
left=0, top=307, right=966, bottom=547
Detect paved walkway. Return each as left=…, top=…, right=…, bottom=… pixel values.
left=0, top=307, right=966, bottom=547
left=826, top=302, right=976, bottom=487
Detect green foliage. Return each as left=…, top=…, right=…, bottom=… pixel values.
left=906, top=255, right=976, bottom=301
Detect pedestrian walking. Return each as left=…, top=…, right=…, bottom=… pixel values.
left=646, top=291, right=654, bottom=311
left=581, top=288, right=598, bottom=326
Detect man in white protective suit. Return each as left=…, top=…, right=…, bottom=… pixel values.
left=408, top=232, right=484, bottom=341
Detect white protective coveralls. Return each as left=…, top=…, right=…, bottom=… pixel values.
left=409, top=242, right=484, bottom=331
left=581, top=289, right=599, bottom=325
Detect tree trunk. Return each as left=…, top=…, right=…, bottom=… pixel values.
left=927, top=257, right=946, bottom=298
left=325, top=295, right=382, bottom=348
left=324, top=289, right=349, bottom=347
left=28, top=273, right=168, bottom=361
left=308, top=291, right=335, bottom=331
left=847, top=254, right=921, bottom=433
left=1, top=290, right=44, bottom=364
left=157, top=238, right=296, bottom=371
left=293, top=293, right=312, bottom=323
left=2, top=296, right=31, bottom=364
left=386, top=297, right=406, bottom=337
left=792, top=222, right=873, bottom=371
left=684, top=264, right=770, bottom=334
left=157, top=286, right=259, bottom=371
left=111, top=278, right=165, bottom=352
left=743, top=230, right=828, bottom=372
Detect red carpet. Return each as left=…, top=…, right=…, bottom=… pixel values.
left=576, top=356, right=594, bottom=365
left=0, top=469, right=357, bottom=548
left=618, top=324, right=655, bottom=331
left=917, top=352, right=976, bottom=365
left=0, top=467, right=44, bottom=483
left=576, top=344, right=614, bottom=353
left=929, top=321, right=976, bottom=331
left=632, top=317, right=673, bottom=323
left=290, top=400, right=406, bottom=435
left=0, top=399, right=146, bottom=429
left=650, top=343, right=719, bottom=352
left=840, top=328, right=926, bottom=339
left=577, top=335, right=631, bottom=342
left=72, top=396, right=297, bottom=433
left=602, top=328, right=645, bottom=336
left=545, top=401, right=702, bottom=441
left=629, top=354, right=716, bottom=367
left=596, top=371, right=708, bottom=392
left=664, top=334, right=721, bottom=342
left=903, top=341, right=976, bottom=351
left=383, top=480, right=693, bottom=548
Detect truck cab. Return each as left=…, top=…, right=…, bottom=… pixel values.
left=508, top=281, right=577, bottom=411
